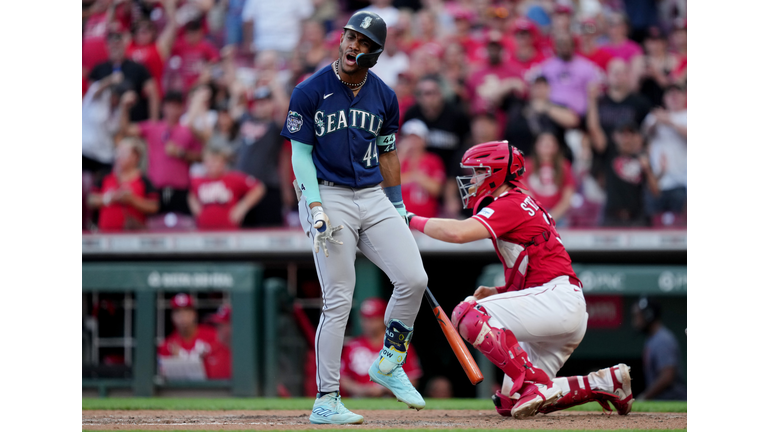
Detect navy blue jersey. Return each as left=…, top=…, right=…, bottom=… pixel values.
left=280, top=63, right=399, bottom=187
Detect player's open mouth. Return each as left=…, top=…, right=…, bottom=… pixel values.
left=345, top=53, right=357, bottom=66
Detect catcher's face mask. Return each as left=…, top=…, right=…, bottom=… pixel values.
left=456, top=166, right=492, bottom=210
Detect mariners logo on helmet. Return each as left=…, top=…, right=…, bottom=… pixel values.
left=361, top=17, right=372, bottom=28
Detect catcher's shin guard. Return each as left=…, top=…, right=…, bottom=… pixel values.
left=538, top=376, right=618, bottom=415
left=451, top=299, right=552, bottom=396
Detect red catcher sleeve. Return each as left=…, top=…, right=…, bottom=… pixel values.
left=471, top=197, right=525, bottom=240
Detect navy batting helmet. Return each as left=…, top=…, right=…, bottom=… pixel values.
left=343, top=11, right=387, bottom=68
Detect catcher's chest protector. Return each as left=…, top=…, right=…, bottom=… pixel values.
left=496, top=198, right=558, bottom=294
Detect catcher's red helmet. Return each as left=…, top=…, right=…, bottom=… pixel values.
left=456, top=141, right=525, bottom=211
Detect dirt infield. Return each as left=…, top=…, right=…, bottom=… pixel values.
left=82, top=409, right=686, bottom=430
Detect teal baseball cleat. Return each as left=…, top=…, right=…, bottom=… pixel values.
left=309, top=392, right=364, bottom=424
left=368, top=359, right=426, bottom=410
left=368, top=318, right=425, bottom=410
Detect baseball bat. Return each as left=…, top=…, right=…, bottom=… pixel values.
left=425, top=288, right=484, bottom=385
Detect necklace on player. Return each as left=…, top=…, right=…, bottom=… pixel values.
left=334, top=60, right=367, bottom=89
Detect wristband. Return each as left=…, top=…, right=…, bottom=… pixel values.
left=409, top=216, right=428, bottom=233
left=382, top=185, right=403, bottom=204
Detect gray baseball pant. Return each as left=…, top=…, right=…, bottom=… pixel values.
left=298, top=184, right=428, bottom=393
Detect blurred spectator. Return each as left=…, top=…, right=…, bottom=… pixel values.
left=394, top=72, right=417, bottom=123
left=668, top=19, right=686, bottom=86
left=631, top=297, right=687, bottom=400
left=577, top=18, right=613, bottom=71
left=122, top=90, right=203, bottom=215
left=411, top=8, right=443, bottom=50
left=502, top=76, right=579, bottom=159
left=204, top=304, right=232, bottom=379
left=88, top=138, right=159, bottom=231
left=602, top=13, right=644, bottom=89
left=90, top=25, right=160, bottom=122
left=522, top=132, right=576, bottom=224
left=641, top=85, right=687, bottom=219
left=166, top=18, right=221, bottom=93
left=538, top=32, right=601, bottom=118
left=362, top=0, right=400, bottom=28
left=441, top=42, right=470, bottom=103
left=638, top=27, right=680, bottom=107
left=402, top=75, right=471, bottom=173
left=233, top=87, right=288, bottom=227
left=295, top=20, right=333, bottom=78
left=601, top=122, right=659, bottom=227
left=444, top=112, right=500, bottom=219
left=224, top=0, right=248, bottom=46
left=82, top=0, right=114, bottom=76
left=509, top=19, right=547, bottom=76
left=658, top=1, right=686, bottom=35
left=623, top=0, right=659, bottom=43
left=182, top=84, right=218, bottom=144
left=188, top=146, right=266, bottom=230
left=158, top=293, right=226, bottom=380
left=126, top=0, right=179, bottom=96
left=448, top=8, right=485, bottom=65
left=372, top=27, right=410, bottom=89
left=587, top=58, right=652, bottom=181
left=82, top=73, right=132, bottom=177
left=466, top=36, right=526, bottom=115
left=242, top=0, right=313, bottom=58
left=340, top=298, right=422, bottom=398
left=206, top=101, right=240, bottom=156
left=550, top=3, right=576, bottom=37
left=425, top=376, right=453, bottom=399
left=399, top=119, right=446, bottom=218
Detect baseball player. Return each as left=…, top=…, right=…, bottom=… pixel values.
left=280, top=11, right=428, bottom=425
left=406, top=141, right=633, bottom=419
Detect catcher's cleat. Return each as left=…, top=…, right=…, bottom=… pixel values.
left=309, top=392, right=364, bottom=424
left=491, top=390, right=517, bottom=417
left=512, top=381, right=562, bottom=419
left=608, top=363, right=634, bottom=415
left=538, top=376, right=618, bottom=415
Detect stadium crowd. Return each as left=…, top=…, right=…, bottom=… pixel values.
left=82, top=0, right=687, bottom=232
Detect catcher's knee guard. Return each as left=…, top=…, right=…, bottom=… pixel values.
left=450, top=299, right=551, bottom=396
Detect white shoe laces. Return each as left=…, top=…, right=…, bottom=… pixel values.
left=324, top=393, right=351, bottom=414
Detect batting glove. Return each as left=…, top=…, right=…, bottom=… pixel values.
left=311, top=206, right=343, bottom=257
left=404, top=211, right=416, bottom=227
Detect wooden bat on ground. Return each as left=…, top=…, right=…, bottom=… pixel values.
left=424, top=288, right=484, bottom=385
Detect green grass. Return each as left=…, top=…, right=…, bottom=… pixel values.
left=82, top=397, right=686, bottom=413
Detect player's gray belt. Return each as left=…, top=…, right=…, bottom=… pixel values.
left=317, top=178, right=341, bottom=186
left=317, top=178, right=377, bottom=188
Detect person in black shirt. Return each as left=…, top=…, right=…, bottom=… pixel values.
left=402, top=75, right=471, bottom=216
left=587, top=58, right=652, bottom=186
left=502, top=76, right=579, bottom=161
left=233, top=87, right=286, bottom=227
left=89, top=25, right=160, bottom=122
left=401, top=75, right=471, bottom=172
left=601, top=122, right=659, bottom=226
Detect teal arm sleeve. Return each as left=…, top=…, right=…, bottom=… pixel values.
left=377, top=134, right=396, bottom=154
left=291, top=140, right=321, bottom=205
